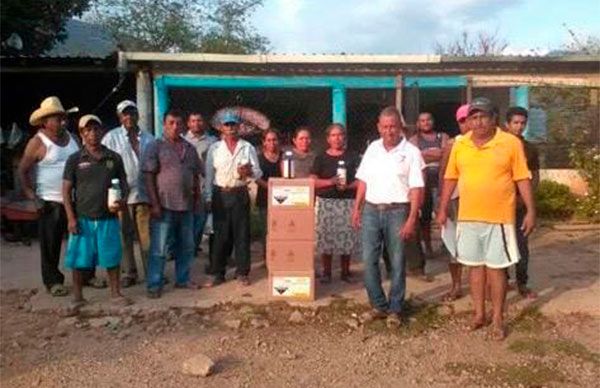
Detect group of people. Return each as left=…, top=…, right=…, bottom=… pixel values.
left=20, top=94, right=538, bottom=339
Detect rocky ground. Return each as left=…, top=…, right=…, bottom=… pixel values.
left=1, top=226, right=599, bottom=387
left=1, top=289, right=599, bottom=387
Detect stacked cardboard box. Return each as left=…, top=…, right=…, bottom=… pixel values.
left=267, top=178, right=315, bottom=301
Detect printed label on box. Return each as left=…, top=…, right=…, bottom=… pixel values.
left=271, top=186, right=311, bottom=207
left=271, top=275, right=312, bottom=298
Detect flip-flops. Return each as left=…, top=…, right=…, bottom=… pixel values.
left=61, top=299, right=87, bottom=316
left=86, top=277, right=108, bottom=289
left=48, top=284, right=68, bottom=297
left=111, top=295, right=134, bottom=307
left=443, top=290, right=463, bottom=302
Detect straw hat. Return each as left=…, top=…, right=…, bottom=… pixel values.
left=29, top=96, right=78, bottom=126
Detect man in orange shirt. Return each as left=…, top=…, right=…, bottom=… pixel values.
left=437, top=97, right=536, bottom=340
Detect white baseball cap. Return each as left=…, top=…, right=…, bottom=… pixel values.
left=116, top=100, right=137, bottom=114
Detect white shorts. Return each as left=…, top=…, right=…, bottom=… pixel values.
left=456, top=222, right=520, bottom=269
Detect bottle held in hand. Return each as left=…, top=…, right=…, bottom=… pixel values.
left=336, top=160, right=347, bottom=189
left=107, top=178, right=122, bottom=212
left=282, top=150, right=295, bottom=179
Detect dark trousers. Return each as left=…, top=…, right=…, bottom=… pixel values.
left=515, top=206, right=530, bottom=286
left=211, top=188, right=251, bottom=278
left=38, top=201, right=67, bottom=288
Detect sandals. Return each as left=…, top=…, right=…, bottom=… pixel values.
left=111, top=295, right=134, bottom=307
left=174, top=282, right=202, bottom=290
left=62, top=299, right=87, bottom=316
left=518, top=286, right=538, bottom=299
left=443, top=290, right=463, bottom=302
left=86, top=277, right=108, bottom=289
left=120, top=277, right=137, bottom=288
left=48, top=284, right=69, bottom=297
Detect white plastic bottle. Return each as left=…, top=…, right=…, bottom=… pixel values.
left=282, top=150, right=295, bottom=179
left=336, top=160, right=347, bottom=186
left=107, top=178, right=122, bottom=211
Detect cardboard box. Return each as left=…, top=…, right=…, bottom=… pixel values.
left=268, top=178, right=315, bottom=209
left=268, top=270, right=315, bottom=301
left=266, top=240, right=314, bottom=271
left=267, top=209, right=315, bottom=241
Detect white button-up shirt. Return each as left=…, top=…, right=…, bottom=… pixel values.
left=102, top=125, right=155, bottom=204
left=204, top=139, right=262, bottom=201
left=355, top=138, right=425, bottom=204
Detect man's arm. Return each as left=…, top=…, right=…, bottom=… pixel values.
left=438, top=140, right=454, bottom=184
left=351, top=180, right=366, bottom=229
left=116, top=156, right=130, bottom=209
left=399, top=187, right=423, bottom=240
left=516, top=179, right=536, bottom=236
left=436, top=179, right=458, bottom=226
left=144, top=172, right=161, bottom=219
left=62, top=180, right=78, bottom=234
left=141, top=141, right=161, bottom=218
left=17, top=136, right=44, bottom=201
left=247, top=145, right=262, bottom=180
left=203, top=145, right=216, bottom=204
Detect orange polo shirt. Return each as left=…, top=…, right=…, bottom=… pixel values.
left=444, top=129, right=531, bottom=224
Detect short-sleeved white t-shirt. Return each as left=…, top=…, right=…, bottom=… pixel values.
left=355, top=138, right=425, bottom=204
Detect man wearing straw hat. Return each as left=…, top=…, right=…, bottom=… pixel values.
left=18, top=97, right=79, bottom=297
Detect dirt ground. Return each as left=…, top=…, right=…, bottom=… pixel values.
left=1, top=226, right=599, bottom=387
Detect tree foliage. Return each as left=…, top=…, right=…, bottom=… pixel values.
left=434, top=29, right=508, bottom=56
left=1, top=0, right=91, bottom=56
left=88, top=0, right=269, bottom=53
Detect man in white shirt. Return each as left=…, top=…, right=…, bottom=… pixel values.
left=102, top=100, right=155, bottom=287
left=352, top=106, right=425, bottom=324
left=203, top=111, right=262, bottom=287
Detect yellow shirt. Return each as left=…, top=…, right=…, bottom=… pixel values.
left=444, top=129, right=531, bottom=224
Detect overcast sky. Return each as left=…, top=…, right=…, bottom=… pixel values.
left=252, top=0, right=600, bottom=55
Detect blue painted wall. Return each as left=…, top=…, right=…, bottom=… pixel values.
left=153, top=75, right=468, bottom=137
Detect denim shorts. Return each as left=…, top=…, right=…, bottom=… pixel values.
left=65, top=217, right=122, bottom=270
left=456, top=221, right=520, bottom=269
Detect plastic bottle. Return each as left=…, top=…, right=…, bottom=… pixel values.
left=107, top=178, right=122, bottom=211
left=282, top=150, right=295, bottom=179
left=336, top=160, right=347, bottom=186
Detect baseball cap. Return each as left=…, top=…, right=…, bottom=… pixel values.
left=78, top=114, right=102, bottom=129
left=116, top=100, right=137, bottom=114
left=455, top=104, right=470, bottom=122
left=220, top=111, right=241, bottom=125
left=468, top=97, right=494, bottom=115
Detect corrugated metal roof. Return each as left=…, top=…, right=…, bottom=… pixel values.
left=121, top=51, right=599, bottom=64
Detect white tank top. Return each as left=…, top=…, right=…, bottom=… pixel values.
left=35, top=131, right=79, bottom=203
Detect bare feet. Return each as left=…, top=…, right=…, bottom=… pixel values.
left=443, top=288, right=463, bottom=302
left=490, top=325, right=507, bottom=341
left=469, top=315, right=486, bottom=331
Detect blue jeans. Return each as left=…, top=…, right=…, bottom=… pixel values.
left=193, top=210, right=208, bottom=250
left=147, top=209, right=194, bottom=291
left=361, top=203, right=408, bottom=313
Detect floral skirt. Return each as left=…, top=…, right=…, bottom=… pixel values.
left=316, top=197, right=358, bottom=256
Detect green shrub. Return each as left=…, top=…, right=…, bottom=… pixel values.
left=535, top=180, right=576, bottom=220
left=570, top=145, right=600, bottom=222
